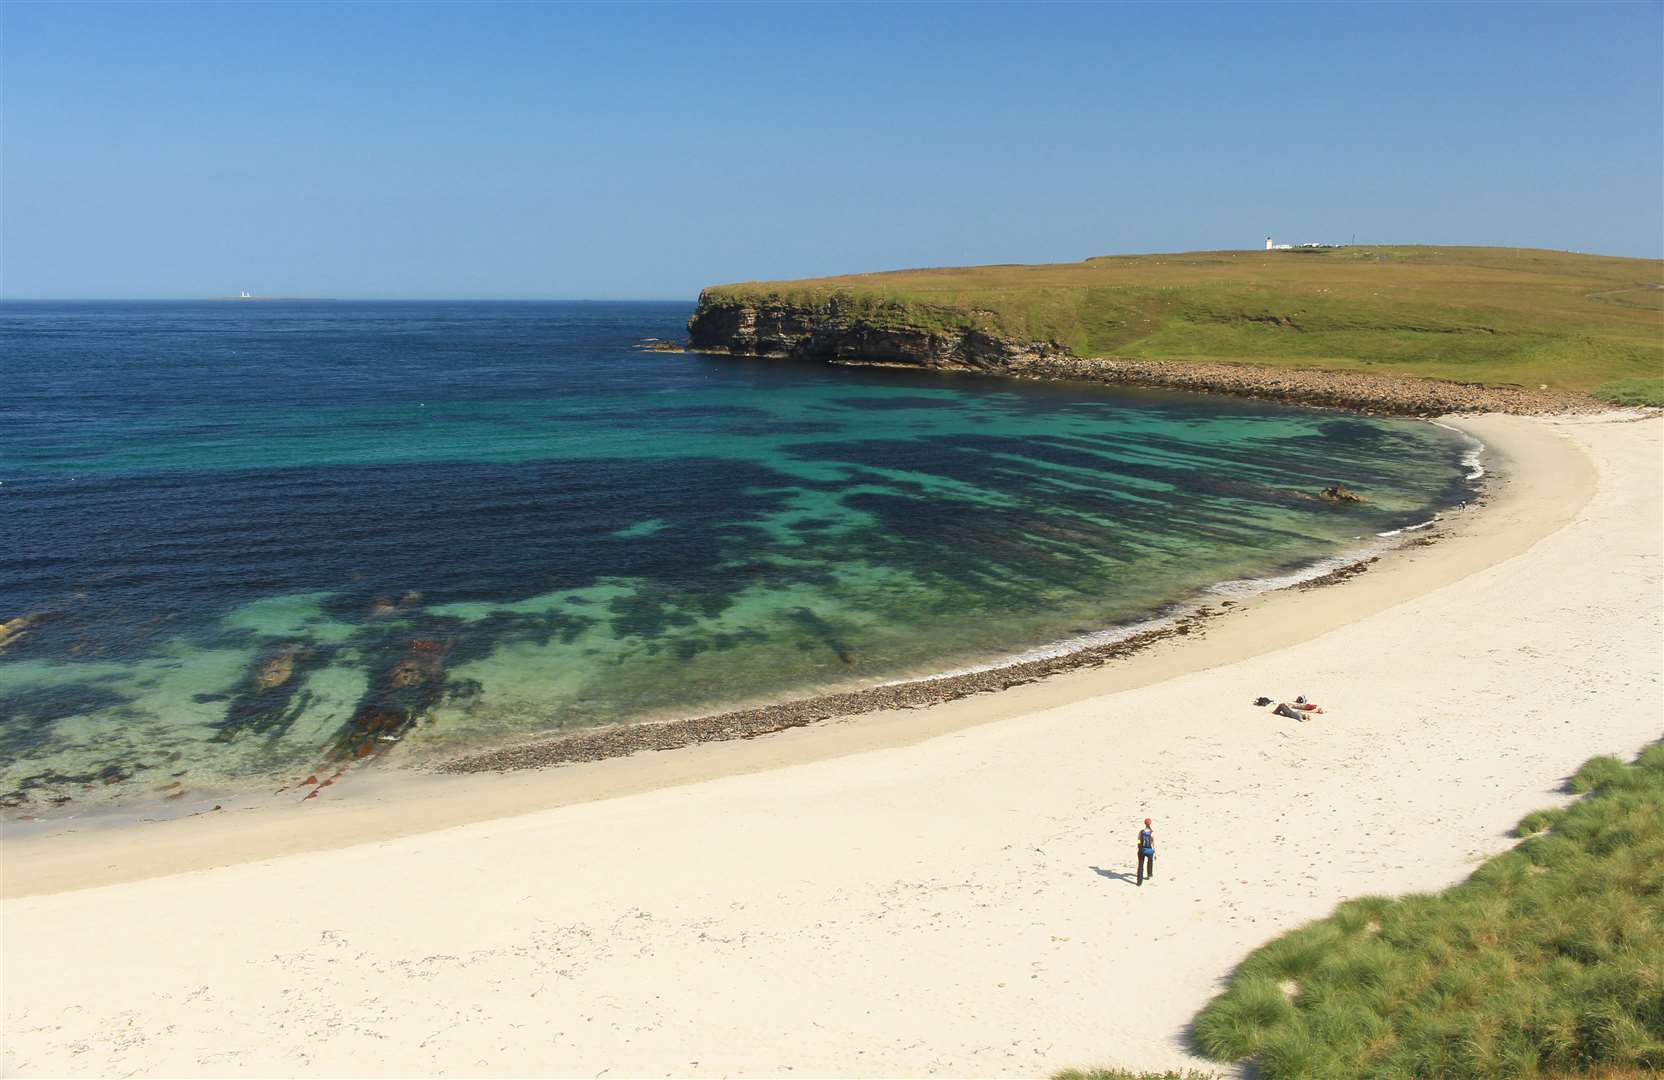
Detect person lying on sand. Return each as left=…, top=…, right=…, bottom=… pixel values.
left=1258, top=697, right=1324, bottom=719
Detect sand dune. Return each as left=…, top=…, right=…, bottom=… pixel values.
left=3, top=413, right=1659, bottom=1078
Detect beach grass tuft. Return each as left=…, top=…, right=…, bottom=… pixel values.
left=1192, top=974, right=1298, bottom=1058
left=1058, top=1065, right=1231, bottom=1071
left=1568, top=754, right=1631, bottom=793
left=1183, top=742, right=1664, bottom=1078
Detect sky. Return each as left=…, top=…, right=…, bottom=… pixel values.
left=3, top=1, right=1661, bottom=300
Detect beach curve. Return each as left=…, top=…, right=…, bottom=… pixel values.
left=1, top=410, right=1659, bottom=1077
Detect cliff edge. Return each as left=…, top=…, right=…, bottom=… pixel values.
left=687, top=292, right=1067, bottom=371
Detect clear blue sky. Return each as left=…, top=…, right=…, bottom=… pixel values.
left=4, top=1, right=1660, bottom=299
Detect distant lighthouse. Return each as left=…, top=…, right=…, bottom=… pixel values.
left=1264, top=237, right=1274, bottom=251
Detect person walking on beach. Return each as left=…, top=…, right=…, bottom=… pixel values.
left=1136, top=818, right=1155, bottom=886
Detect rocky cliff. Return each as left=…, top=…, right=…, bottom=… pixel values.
left=686, top=293, right=1069, bottom=372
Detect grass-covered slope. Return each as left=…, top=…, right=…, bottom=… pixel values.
left=1186, top=745, right=1664, bottom=1079
left=703, top=246, right=1664, bottom=399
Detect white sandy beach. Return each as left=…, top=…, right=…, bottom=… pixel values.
left=2, top=412, right=1660, bottom=1078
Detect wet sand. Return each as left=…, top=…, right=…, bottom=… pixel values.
left=2, top=412, right=1659, bottom=1077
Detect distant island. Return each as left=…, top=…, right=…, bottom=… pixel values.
left=208, top=293, right=334, bottom=301
left=688, top=245, right=1664, bottom=412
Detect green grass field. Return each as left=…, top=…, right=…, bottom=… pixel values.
left=1179, top=745, right=1664, bottom=1079
left=703, top=246, right=1664, bottom=399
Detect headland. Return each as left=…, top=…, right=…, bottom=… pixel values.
left=688, top=245, right=1663, bottom=411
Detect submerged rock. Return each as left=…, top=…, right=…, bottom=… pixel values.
left=2, top=761, right=144, bottom=809
left=252, top=644, right=301, bottom=691
left=214, top=641, right=327, bottom=740
left=635, top=339, right=686, bottom=353
left=329, top=638, right=452, bottom=760
left=1318, top=484, right=1367, bottom=504
left=366, top=591, right=424, bottom=618
left=0, top=612, right=59, bottom=654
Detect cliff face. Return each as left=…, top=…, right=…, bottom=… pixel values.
left=686, top=294, right=1068, bottom=373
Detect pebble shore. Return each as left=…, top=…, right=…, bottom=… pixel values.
left=436, top=611, right=1220, bottom=774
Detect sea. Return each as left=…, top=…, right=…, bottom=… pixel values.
left=0, top=300, right=1478, bottom=817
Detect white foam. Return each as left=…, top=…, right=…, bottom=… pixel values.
left=876, top=611, right=1185, bottom=685
left=1429, top=420, right=1487, bottom=480
left=1376, top=515, right=1440, bottom=538
left=1205, top=548, right=1376, bottom=597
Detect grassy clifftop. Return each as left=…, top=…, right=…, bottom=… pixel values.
left=701, top=246, right=1663, bottom=398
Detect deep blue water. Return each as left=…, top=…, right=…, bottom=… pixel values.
left=0, top=301, right=1475, bottom=814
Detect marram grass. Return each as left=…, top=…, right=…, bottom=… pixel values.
left=1058, top=1065, right=1231, bottom=1071
left=1186, top=744, right=1664, bottom=1078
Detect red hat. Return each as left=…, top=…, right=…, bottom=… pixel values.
left=1144, top=818, right=1152, bottom=826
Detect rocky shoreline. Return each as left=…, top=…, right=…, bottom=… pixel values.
left=979, top=356, right=1600, bottom=416
left=436, top=609, right=1221, bottom=774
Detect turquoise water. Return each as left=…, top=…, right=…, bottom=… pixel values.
left=0, top=301, right=1475, bottom=814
